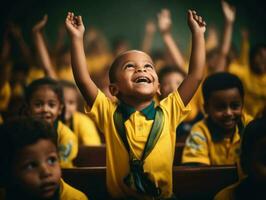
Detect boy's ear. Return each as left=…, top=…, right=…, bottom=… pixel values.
left=109, top=83, right=119, bottom=96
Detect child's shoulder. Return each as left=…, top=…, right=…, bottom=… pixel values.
left=60, top=179, right=88, bottom=200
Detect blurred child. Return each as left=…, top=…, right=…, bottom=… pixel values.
left=214, top=114, right=266, bottom=199
left=182, top=72, right=252, bottom=165
left=24, top=77, right=78, bottom=168
left=60, top=80, right=102, bottom=145
left=66, top=9, right=206, bottom=199
left=0, top=117, right=88, bottom=200
left=229, top=43, right=266, bottom=117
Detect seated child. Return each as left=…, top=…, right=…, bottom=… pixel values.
left=214, top=113, right=266, bottom=200
left=24, top=77, right=78, bottom=168
left=0, top=117, right=88, bottom=200
left=66, top=9, right=206, bottom=199
left=60, top=80, right=102, bottom=145
left=182, top=72, right=252, bottom=165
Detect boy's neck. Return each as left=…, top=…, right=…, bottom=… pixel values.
left=119, top=97, right=154, bottom=111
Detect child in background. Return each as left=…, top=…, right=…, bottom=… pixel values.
left=24, top=77, right=78, bottom=168
left=0, top=117, right=88, bottom=200
left=214, top=114, right=266, bottom=200
left=60, top=80, right=102, bottom=145
left=182, top=72, right=252, bottom=166
left=66, top=9, right=206, bottom=200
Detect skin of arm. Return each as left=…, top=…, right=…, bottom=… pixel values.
left=157, top=9, right=186, bottom=74
left=32, top=15, right=58, bottom=79
left=65, top=12, right=98, bottom=107
left=215, top=0, right=236, bottom=72
left=178, top=10, right=206, bottom=106
left=9, top=23, right=33, bottom=65
left=142, top=20, right=156, bottom=54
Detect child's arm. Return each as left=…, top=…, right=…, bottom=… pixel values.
left=215, top=0, right=236, bottom=72
left=238, top=28, right=249, bottom=66
left=178, top=10, right=206, bottom=106
left=65, top=12, right=98, bottom=107
left=9, top=23, right=33, bottom=65
left=157, top=9, right=186, bottom=74
left=142, top=20, right=156, bottom=54
left=32, top=15, right=58, bottom=79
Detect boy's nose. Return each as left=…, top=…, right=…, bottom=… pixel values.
left=40, top=164, right=52, bottom=178
left=136, top=67, right=146, bottom=72
left=224, top=107, right=233, bottom=116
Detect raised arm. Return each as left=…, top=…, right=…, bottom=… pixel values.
left=178, top=10, right=206, bottom=106
left=215, top=0, right=236, bottom=72
left=157, top=9, right=186, bottom=74
left=65, top=12, right=98, bottom=107
left=141, top=20, right=156, bottom=54
left=9, top=23, right=33, bottom=65
left=32, top=15, right=58, bottom=79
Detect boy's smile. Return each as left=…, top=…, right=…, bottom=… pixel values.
left=110, top=51, right=160, bottom=104
left=205, top=88, right=243, bottom=132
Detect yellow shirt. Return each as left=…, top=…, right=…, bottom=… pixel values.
left=229, top=64, right=266, bottom=117
left=60, top=179, right=88, bottom=200
left=86, top=54, right=112, bottom=75
left=0, top=82, right=11, bottom=111
left=26, top=67, right=45, bottom=85
left=57, top=120, right=78, bottom=168
left=182, top=113, right=252, bottom=165
left=86, top=90, right=190, bottom=199
left=70, top=112, right=101, bottom=146
left=57, top=65, right=75, bottom=83
left=214, top=182, right=238, bottom=200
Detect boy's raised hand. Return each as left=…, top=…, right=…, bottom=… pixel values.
left=187, top=10, right=206, bottom=34
left=221, top=0, right=236, bottom=23
left=157, top=9, right=172, bottom=34
left=32, top=15, right=48, bottom=32
left=65, top=12, right=85, bottom=39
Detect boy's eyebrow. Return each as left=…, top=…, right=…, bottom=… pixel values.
left=120, top=59, right=154, bottom=67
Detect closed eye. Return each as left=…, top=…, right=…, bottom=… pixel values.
left=124, top=63, right=135, bottom=69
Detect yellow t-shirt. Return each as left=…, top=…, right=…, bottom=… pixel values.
left=60, top=179, right=88, bottom=200
left=26, top=67, right=45, bottom=85
left=57, top=65, right=75, bottom=83
left=229, top=64, right=266, bottom=117
left=0, top=82, right=11, bottom=111
left=57, top=120, right=78, bottom=168
left=86, top=90, right=190, bottom=199
left=86, top=54, right=112, bottom=75
left=71, top=112, right=101, bottom=146
left=182, top=113, right=252, bottom=165
left=214, top=181, right=238, bottom=200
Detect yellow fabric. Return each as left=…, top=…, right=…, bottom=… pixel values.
left=57, top=121, right=78, bottom=168
left=229, top=64, right=266, bottom=117
left=86, top=54, right=112, bottom=74
left=57, top=65, right=75, bottom=83
left=85, top=90, right=191, bottom=199
left=182, top=113, right=252, bottom=165
left=0, top=82, right=11, bottom=111
left=60, top=179, right=88, bottom=200
left=26, top=67, right=45, bottom=85
left=71, top=112, right=101, bottom=146
left=214, top=182, right=239, bottom=200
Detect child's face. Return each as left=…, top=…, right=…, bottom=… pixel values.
left=110, top=51, right=160, bottom=101
left=63, top=87, right=78, bottom=121
left=160, top=72, right=184, bottom=99
left=205, top=88, right=243, bottom=131
left=251, top=48, right=266, bottom=74
left=249, top=137, right=266, bottom=186
left=13, top=139, right=61, bottom=199
left=29, top=85, right=63, bottom=125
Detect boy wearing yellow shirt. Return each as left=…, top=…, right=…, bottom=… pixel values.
left=182, top=72, right=252, bottom=165
left=66, top=10, right=206, bottom=199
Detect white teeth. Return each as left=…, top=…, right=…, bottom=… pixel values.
left=135, top=76, right=151, bottom=83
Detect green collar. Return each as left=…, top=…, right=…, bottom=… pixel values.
left=117, top=101, right=156, bottom=121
